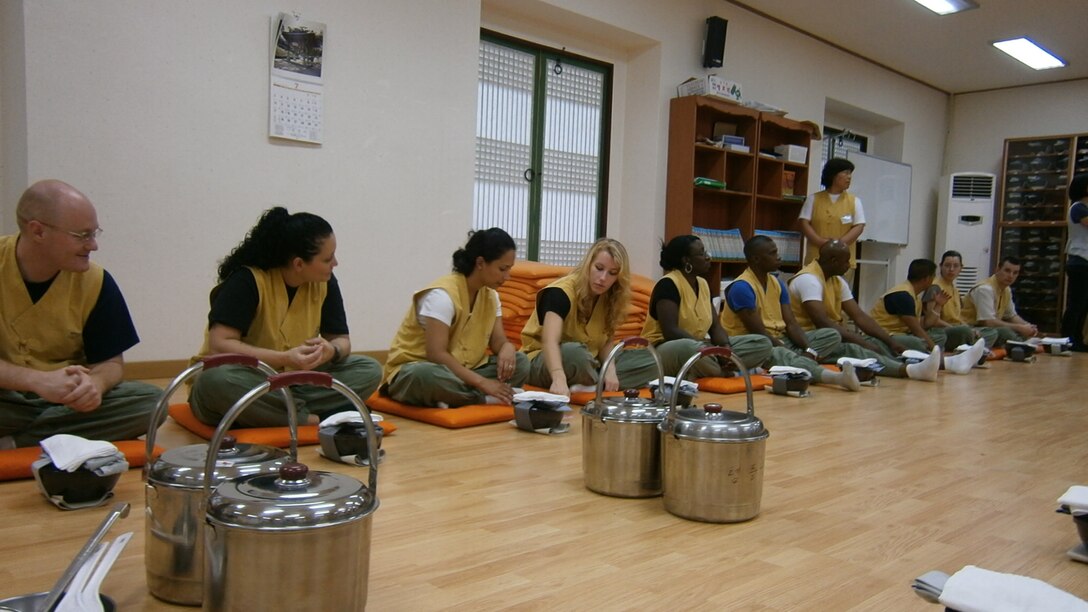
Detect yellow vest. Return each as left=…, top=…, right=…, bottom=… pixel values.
left=805, top=190, right=859, bottom=267
left=641, top=270, right=713, bottom=345
left=197, top=267, right=326, bottom=369
left=383, top=274, right=497, bottom=382
left=720, top=267, right=787, bottom=338
left=961, top=275, right=1011, bottom=325
left=520, top=275, right=610, bottom=360
left=790, top=260, right=845, bottom=331
left=869, top=281, right=920, bottom=334
left=0, top=234, right=104, bottom=370
left=934, top=276, right=965, bottom=324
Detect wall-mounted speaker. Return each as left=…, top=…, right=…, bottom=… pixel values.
left=703, top=17, right=727, bottom=68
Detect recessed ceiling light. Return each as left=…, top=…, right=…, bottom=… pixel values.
left=993, top=37, right=1066, bottom=70
left=911, top=0, right=978, bottom=15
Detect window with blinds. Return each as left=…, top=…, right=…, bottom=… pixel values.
left=474, top=34, right=611, bottom=266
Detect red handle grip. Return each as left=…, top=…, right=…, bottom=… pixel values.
left=268, top=370, right=334, bottom=391
left=201, top=353, right=260, bottom=369
left=621, top=336, right=649, bottom=348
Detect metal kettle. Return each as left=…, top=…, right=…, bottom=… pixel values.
left=658, top=346, right=769, bottom=523
left=201, top=371, right=381, bottom=612
left=143, top=354, right=294, bottom=605
left=581, top=337, right=669, bottom=498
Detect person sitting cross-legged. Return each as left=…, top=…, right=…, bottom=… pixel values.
left=961, top=255, right=1038, bottom=347
left=720, top=235, right=859, bottom=391
left=921, top=250, right=1001, bottom=349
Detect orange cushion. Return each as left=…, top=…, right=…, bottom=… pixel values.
left=695, top=375, right=773, bottom=395
left=167, top=403, right=395, bottom=447
left=988, top=347, right=1007, bottom=360
left=511, top=261, right=570, bottom=280
left=0, top=440, right=163, bottom=482
left=366, top=393, right=512, bottom=428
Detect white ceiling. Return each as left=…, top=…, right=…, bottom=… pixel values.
left=728, top=0, right=1088, bottom=94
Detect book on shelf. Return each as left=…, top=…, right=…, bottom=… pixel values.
left=692, top=226, right=744, bottom=261
left=693, top=177, right=726, bottom=189
left=782, top=170, right=796, bottom=196
left=725, top=144, right=750, bottom=153
left=782, top=194, right=806, bottom=202
left=754, top=228, right=802, bottom=264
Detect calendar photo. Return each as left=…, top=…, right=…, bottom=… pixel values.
left=269, top=13, right=326, bottom=144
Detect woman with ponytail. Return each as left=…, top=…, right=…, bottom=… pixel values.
left=382, top=227, right=527, bottom=407
left=190, top=207, right=382, bottom=427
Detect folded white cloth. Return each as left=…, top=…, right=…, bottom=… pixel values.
left=900, top=349, right=931, bottom=361
left=1058, top=485, right=1088, bottom=515
left=40, top=435, right=120, bottom=472
left=319, top=410, right=383, bottom=428
left=513, top=391, right=570, bottom=404
left=647, top=377, right=699, bottom=394
left=1041, top=337, right=1072, bottom=345
left=938, top=565, right=1088, bottom=612
left=836, top=357, right=878, bottom=368
left=768, top=365, right=811, bottom=378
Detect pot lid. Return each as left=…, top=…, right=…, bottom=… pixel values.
left=581, top=388, right=667, bottom=422
left=207, top=462, right=377, bottom=529
left=147, top=436, right=289, bottom=488
left=658, top=403, right=768, bottom=442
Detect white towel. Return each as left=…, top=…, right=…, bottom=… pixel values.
left=1058, top=485, right=1088, bottom=515
left=513, top=391, right=570, bottom=404
left=647, top=377, right=699, bottom=394
left=836, top=356, right=878, bottom=368
left=39, top=435, right=120, bottom=472
left=768, top=365, right=810, bottom=378
left=319, top=410, right=382, bottom=427
left=938, top=565, right=1088, bottom=612
left=900, top=349, right=931, bottom=361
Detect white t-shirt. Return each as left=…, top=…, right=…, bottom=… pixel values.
left=416, top=288, right=503, bottom=327
left=967, top=284, right=1017, bottom=321
left=789, top=272, right=853, bottom=305
left=798, top=192, right=866, bottom=224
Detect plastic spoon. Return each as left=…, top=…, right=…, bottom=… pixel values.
left=53, top=543, right=105, bottom=612
left=77, top=532, right=132, bottom=612
left=38, top=502, right=129, bottom=612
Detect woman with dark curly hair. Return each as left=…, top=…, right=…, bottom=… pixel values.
left=382, top=228, right=527, bottom=407
left=189, top=207, right=382, bottom=427
left=520, top=238, right=636, bottom=397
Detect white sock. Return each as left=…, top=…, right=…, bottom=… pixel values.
left=944, top=338, right=987, bottom=375
left=837, top=362, right=861, bottom=392
left=906, top=347, right=941, bottom=382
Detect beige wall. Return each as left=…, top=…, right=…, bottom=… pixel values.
left=1, top=0, right=1077, bottom=361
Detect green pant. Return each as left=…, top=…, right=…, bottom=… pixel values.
left=189, top=355, right=382, bottom=428
left=824, top=342, right=906, bottom=378
left=767, top=346, right=828, bottom=382
left=386, top=353, right=529, bottom=407
left=0, top=381, right=162, bottom=447
left=612, top=334, right=775, bottom=386
left=928, top=325, right=976, bottom=351
left=781, top=328, right=843, bottom=359
left=526, top=342, right=652, bottom=390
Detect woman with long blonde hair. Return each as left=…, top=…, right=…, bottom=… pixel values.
left=520, top=238, right=635, bottom=397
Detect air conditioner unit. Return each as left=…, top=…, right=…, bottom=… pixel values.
left=935, top=172, right=996, bottom=295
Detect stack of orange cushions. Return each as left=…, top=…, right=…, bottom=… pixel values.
left=497, top=261, right=653, bottom=348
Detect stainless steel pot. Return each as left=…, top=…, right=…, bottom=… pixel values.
left=144, top=354, right=293, bottom=605
left=659, top=346, right=768, bottom=522
left=202, top=371, right=380, bottom=612
left=581, top=337, right=668, bottom=498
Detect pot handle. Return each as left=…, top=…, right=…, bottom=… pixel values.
left=592, top=336, right=665, bottom=414
left=143, top=354, right=278, bottom=481
left=666, top=345, right=753, bottom=417
left=200, top=371, right=380, bottom=503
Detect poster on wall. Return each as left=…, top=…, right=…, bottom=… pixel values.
left=269, top=13, right=325, bottom=144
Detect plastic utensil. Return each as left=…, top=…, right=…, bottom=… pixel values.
left=53, top=543, right=105, bottom=612
left=38, top=502, right=129, bottom=612
left=78, top=532, right=132, bottom=612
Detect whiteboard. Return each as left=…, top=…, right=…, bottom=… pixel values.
left=845, top=151, right=912, bottom=246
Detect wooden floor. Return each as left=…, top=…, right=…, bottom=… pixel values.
left=1, top=353, right=1086, bottom=610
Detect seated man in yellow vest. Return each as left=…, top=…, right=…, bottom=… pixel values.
left=0, top=180, right=160, bottom=448
left=921, top=250, right=1001, bottom=348
left=961, top=255, right=1038, bottom=346
left=787, top=240, right=942, bottom=381
left=720, top=235, right=859, bottom=391
left=869, top=258, right=985, bottom=374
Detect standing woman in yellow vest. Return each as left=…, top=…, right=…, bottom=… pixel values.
left=521, top=238, right=633, bottom=397
left=189, top=207, right=382, bottom=427
left=382, top=228, right=528, bottom=407
left=636, top=235, right=772, bottom=381
left=799, top=158, right=866, bottom=274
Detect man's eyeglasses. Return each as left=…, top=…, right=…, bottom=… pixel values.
left=37, top=220, right=103, bottom=242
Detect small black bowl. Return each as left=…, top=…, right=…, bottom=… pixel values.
left=1075, top=514, right=1088, bottom=548
left=33, top=462, right=121, bottom=505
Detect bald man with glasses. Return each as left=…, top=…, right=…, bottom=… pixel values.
left=0, top=179, right=160, bottom=448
